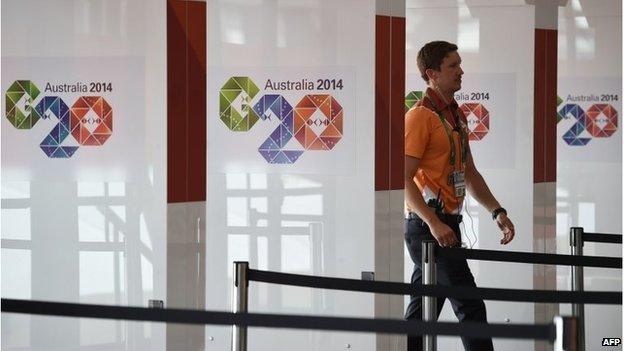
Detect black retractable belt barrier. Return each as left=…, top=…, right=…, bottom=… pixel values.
left=1, top=298, right=555, bottom=341
left=582, top=233, right=623, bottom=244
left=570, top=227, right=623, bottom=351
left=436, top=247, right=622, bottom=269
left=248, top=269, right=621, bottom=304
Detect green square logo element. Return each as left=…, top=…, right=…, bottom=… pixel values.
left=5, top=80, right=42, bottom=129
left=220, top=77, right=261, bottom=131
left=405, top=91, right=423, bottom=112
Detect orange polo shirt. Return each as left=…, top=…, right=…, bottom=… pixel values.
left=405, top=88, right=470, bottom=214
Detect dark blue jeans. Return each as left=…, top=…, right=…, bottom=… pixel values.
left=404, top=215, right=494, bottom=351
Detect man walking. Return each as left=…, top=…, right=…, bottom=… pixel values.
left=404, top=41, right=516, bottom=351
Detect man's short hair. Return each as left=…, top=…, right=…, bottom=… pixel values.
left=417, top=41, right=458, bottom=82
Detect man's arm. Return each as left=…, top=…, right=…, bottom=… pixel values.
left=405, top=155, right=458, bottom=247
left=465, top=154, right=515, bottom=244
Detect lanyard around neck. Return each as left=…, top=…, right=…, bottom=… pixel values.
left=424, top=95, right=467, bottom=168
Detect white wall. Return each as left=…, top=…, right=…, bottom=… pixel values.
left=205, top=1, right=376, bottom=350
left=556, top=0, right=622, bottom=349
left=405, top=1, right=536, bottom=350
left=1, top=1, right=167, bottom=350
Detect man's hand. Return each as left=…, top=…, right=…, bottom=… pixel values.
left=429, top=220, right=459, bottom=247
left=496, top=213, right=515, bottom=245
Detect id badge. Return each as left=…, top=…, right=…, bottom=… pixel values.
left=448, top=171, right=466, bottom=198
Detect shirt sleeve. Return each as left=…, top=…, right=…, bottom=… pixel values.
left=405, top=107, right=431, bottom=158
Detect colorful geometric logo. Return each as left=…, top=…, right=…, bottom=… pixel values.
left=558, top=103, right=591, bottom=146
left=556, top=95, right=618, bottom=146
left=70, top=96, right=113, bottom=146
left=36, top=96, right=79, bottom=158
left=460, top=103, right=489, bottom=141
left=220, top=77, right=260, bottom=131
left=293, top=95, right=343, bottom=150
left=253, top=94, right=304, bottom=163
left=5, top=80, right=42, bottom=129
left=585, top=104, right=617, bottom=138
left=4, top=80, right=113, bottom=158
left=405, top=90, right=489, bottom=141
left=219, top=78, right=344, bottom=164
left=405, top=91, right=423, bottom=112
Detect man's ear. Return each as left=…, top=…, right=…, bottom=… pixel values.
left=425, top=68, right=437, bottom=82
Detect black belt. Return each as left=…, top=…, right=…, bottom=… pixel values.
left=407, top=212, right=463, bottom=224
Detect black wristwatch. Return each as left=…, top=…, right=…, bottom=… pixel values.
left=492, top=207, right=507, bottom=220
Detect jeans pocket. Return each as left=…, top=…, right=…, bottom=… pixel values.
left=406, top=219, right=432, bottom=240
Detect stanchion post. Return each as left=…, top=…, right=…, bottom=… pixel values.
left=570, top=227, right=585, bottom=351
left=232, top=261, right=249, bottom=351
left=554, top=316, right=580, bottom=351
left=422, top=240, right=437, bottom=351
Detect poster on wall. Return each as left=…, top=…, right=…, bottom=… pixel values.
left=556, top=77, right=621, bottom=163
left=1, top=57, right=145, bottom=181
left=406, top=73, right=516, bottom=169
left=207, top=67, right=356, bottom=175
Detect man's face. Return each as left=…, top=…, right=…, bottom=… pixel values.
left=430, top=51, right=464, bottom=93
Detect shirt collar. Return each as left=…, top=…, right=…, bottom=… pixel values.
left=425, top=87, right=459, bottom=111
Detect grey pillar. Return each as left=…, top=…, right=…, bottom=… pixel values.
left=232, top=261, right=249, bottom=351
left=569, top=227, right=585, bottom=351
left=422, top=241, right=437, bottom=351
